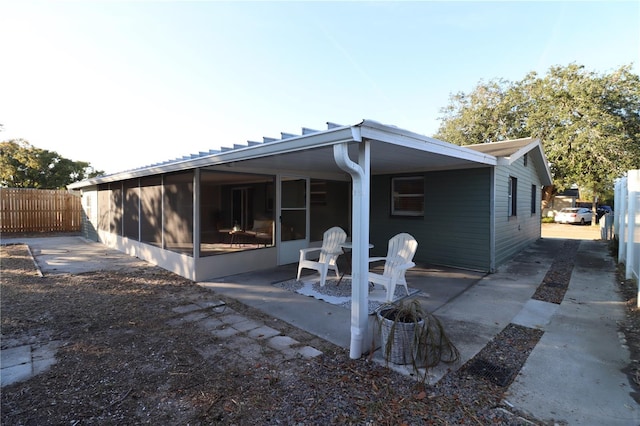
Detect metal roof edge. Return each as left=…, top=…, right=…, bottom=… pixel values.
left=502, top=138, right=540, bottom=164
left=357, top=119, right=498, bottom=166
left=68, top=124, right=361, bottom=189
left=504, top=139, right=552, bottom=185
left=485, top=138, right=552, bottom=186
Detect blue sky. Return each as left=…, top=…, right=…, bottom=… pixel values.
left=1, top=1, right=638, bottom=174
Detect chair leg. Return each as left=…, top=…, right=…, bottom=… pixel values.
left=332, top=264, right=340, bottom=279
left=398, top=278, right=409, bottom=296
left=296, top=265, right=303, bottom=281
left=386, top=278, right=397, bottom=302
left=319, top=265, right=328, bottom=287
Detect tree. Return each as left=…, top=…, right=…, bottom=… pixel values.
left=0, top=139, right=104, bottom=189
left=435, top=63, right=640, bottom=209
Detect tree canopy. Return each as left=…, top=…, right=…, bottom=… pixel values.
left=0, top=139, right=104, bottom=189
left=435, top=63, right=640, bottom=203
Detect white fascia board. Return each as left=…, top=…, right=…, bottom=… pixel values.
left=507, top=139, right=553, bottom=185
left=68, top=125, right=360, bottom=189
left=501, top=138, right=539, bottom=165
left=534, top=148, right=553, bottom=186
left=358, top=120, right=497, bottom=166
left=491, top=138, right=552, bottom=186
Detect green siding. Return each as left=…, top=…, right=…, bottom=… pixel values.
left=371, top=168, right=492, bottom=271
left=494, top=155, right=544, bottom=266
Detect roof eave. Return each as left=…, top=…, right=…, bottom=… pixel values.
left=493, top=138, right=552, bottom=186
left=68, top=125, right=361, bottom=189
left=358, top=119, right=497, bottom=166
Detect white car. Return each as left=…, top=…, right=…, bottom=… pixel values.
left=554, top=207, right=593, bottom=225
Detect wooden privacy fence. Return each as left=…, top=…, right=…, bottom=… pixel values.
left=0, top=188, right=82, bottom=233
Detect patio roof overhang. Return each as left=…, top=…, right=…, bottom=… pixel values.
left=69, top=119, right=499, bottom=189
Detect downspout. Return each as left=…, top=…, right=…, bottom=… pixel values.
left=333, top=131, right=370, bottom=359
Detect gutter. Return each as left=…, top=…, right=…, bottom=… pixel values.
left=333, top=126, right=370, bottom=359
left=68, top=125, right=358, bottom=189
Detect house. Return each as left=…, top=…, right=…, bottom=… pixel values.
left=68, top=119, right=552, bottom=358
left=69, top=119, right=551, bottom=279
left=546, top=188, right=580, bottom=216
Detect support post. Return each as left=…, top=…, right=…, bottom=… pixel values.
left=333, top=137, right=370, bottom=359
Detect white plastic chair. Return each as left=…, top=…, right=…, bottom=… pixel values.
left=369, top=233, right=418, bottom=302
left=296, top=227, right=347, bottom=286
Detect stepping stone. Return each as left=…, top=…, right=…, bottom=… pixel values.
left=267, top=335, right=298, bottom=351
left=215, top=306, right=238, bottom=316
left=219, top=314, right=250, bottom=326
left=297, top=346, right=323, bottom=359
left=248, top=326, right=281, bottom=340
left=1, top=345, right=31, bottom=368
left=211, top=327, right=239, bottom=339
left=195, top=300, right=226, bottom=309
left=1, top=363, right=32, bottom=387
left=198, top=317, right=224, bottom=330
left=172, top=304, right=203, bottom=314
left=31, top=341, right=62, bottom=362
left=231, top=319, right=262, bottom=332
left=227, top=337, right=264, bottom=359
left=181, top=311, right=210, bottom=322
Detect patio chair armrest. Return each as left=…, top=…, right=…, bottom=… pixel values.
left=368, top=256, right=387, bottom=263
left=396, top=261, right=415, bottom=272
left=385, top=261, right=416, bottom=284
left=299, top=247, right=321, bottom=258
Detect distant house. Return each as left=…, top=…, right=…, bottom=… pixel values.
left=69, top=120, right=552, bottom=281
left=552, top=188, right=580, bottom=211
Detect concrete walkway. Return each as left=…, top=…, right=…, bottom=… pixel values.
left=505, top=240, right=637, bottom=425
left=1, top=234, right=638, bottom=425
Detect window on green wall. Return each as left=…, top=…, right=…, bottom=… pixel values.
left=508, top=176, right=517, bottom=217
left=531, top=184, right=537, bottom=215
left=391, top=176, right=424, bottom=217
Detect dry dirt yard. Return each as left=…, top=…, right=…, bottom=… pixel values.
left=1, top=226, right=638, bottom=425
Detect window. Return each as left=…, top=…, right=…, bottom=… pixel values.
left=531, top=184, right=537, bottom=214
left=391, top=176, right=424, bottom=216
left=508, top=177, right=517, bottom=217
left=523, top=153, right=528, bottom=167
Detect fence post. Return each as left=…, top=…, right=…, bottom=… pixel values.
left=600, top=213, right=613, bottom=240
left=627, top=170, right=639, bottom=281
left=617, top=177, right=628, bottom=265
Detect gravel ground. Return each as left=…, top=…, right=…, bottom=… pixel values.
left=2, top=237, right=637, bottom=425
